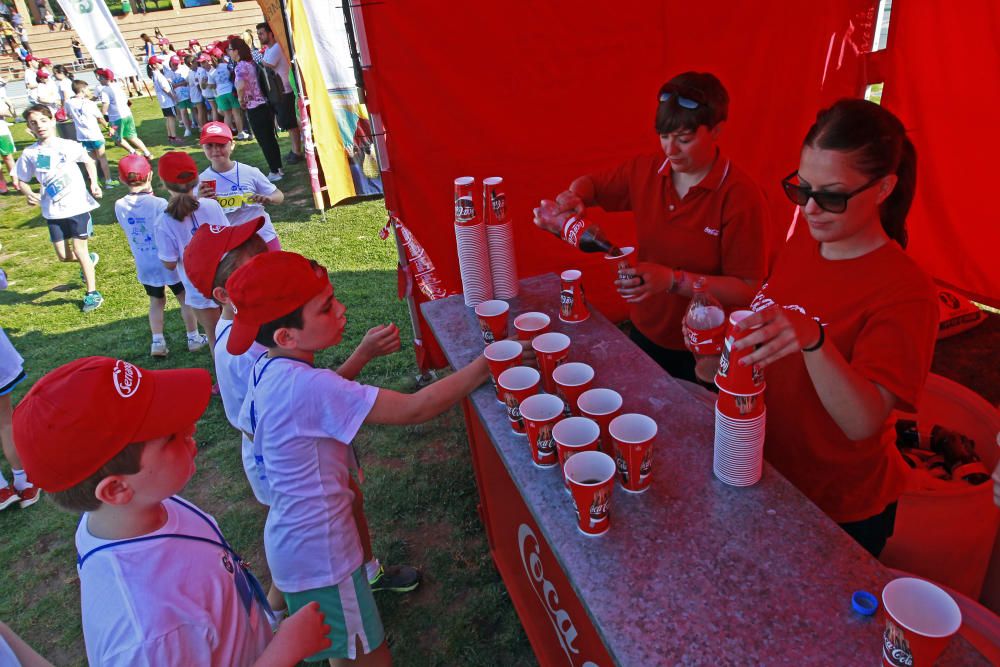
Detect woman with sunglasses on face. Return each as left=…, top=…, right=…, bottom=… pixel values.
left=536, top=72, right=769, bottom=383
left=733, top=99, right=937, bottom=557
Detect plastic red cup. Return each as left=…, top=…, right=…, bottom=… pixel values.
left=553, top=416, right=600, bottom=491
left=497, top=366, right=540, bottom=435
left=518, top=393, right=564, bottom=468
left=559, top=269, right=590, bottom=323
left=552, top=362, right=594, bottom=417
left=716, top=388, right=765, bottom=419
left=609, top=413, right=657, bottom=493
left=514, top=312, right=551, bottom=341
left=577, top=388, right=623, bottom=457
left=564, top=451, right=616, bottom=536
left=485, top=340, right=524, bottom=403
left=881, top=577, right=962, bottom=667
left=606, top=246, right=638, bottom=296
left=532, top=332, right=571, bottom=394
left=715, top=310, right=765, bottom=396
left=475, top=299, right=509, bottom=345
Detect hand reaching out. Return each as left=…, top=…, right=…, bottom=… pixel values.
left=358, top=323, right=401, bottom=360
left=730, top=304, right=822, bottom=368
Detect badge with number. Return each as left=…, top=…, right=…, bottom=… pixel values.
left=217, top=193, right=248, bottom=210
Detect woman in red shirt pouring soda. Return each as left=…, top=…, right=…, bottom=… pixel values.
left=534, top=72, right=769, bottom=383
left=732, top=99, right=938, bottom=557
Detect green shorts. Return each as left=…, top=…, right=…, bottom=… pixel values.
left=215, top=91, right=238, bottom=112
left=82, top=139, right=105, bottom=151
left=177, top=99, right=192, bottom=110
left=113, top=116, right=137, bottom=140
left=0, top=133, right=12, bottom=157
left=283, top=565, right=385, bottom=661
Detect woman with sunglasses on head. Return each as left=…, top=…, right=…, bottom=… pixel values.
left=535, top=72, right=769, bottom=383
left=733, top=98, right=937, bottom=557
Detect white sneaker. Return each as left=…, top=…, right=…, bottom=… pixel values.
left=150, top=340, right=169, bottom=357
left=183, top=129, right=192, bottom=137
left=266, top=171, right=283, bottom=182
left=235, top=131, right=250, bottom=140
left=187, top=333, right=209, bottom=352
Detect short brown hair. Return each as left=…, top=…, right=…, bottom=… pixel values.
left=49, top=442, right=146, bottom=513
left=211, top=233, right=268, bottom=305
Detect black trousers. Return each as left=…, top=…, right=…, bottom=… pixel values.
left=839, top=502, right=898, bottom=558
left=246, top=104, right=282, bottom=175
left=629, top=327, right=698, bottom=384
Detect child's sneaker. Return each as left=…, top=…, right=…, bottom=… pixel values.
left=16, top=485, right=40, bottom=509
left=0, top=484, right=19, bottom=510
left=266, top=171, right=283, bottom=183
left=104, top=178, right=120, bottom=189
left=151, top=340, right=169, bottom=357
left=235, top=131, right=250, bottom=140
left=183, top=128, right=192, bottom=138
left=187, top=333, right=209, bottom=352
left=369, top=564, right=421, bottom=593
left=82, top=290, right=104, bottom=313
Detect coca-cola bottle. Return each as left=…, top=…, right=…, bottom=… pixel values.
left=536, top=200, right=621, bottom=255
left=683, top=278, right=726, bottom=383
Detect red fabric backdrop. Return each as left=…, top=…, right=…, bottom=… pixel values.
left=358, top=1, right=995, bottom=366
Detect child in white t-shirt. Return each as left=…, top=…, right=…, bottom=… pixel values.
left=186, top=54, right=206, bottom=127
left=114, top=154, right=205, bottom=357
left=228, top=251, right=493, bottom=664
left=96, top=68, right=152, bottom=158
left=153, top=151, right=222, bottom=352
left=198, top=121, right=281, bottom=248
left=148, top=56, right=180, bottom=145
left=0, top=324, right=39, bottom=512
left=11, top=357, right=333, bottom=667
left=15, top=104, right=104, bottom=313
left=0, top=102, right=18, bottom=194
left=64, top=79, right=117, bottom=188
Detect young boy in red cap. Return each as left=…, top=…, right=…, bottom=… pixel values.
left=115, top=154, right=202, bottom=357
left=15, top=104, right=104, bottom=313
left=226, top=251, right=491, bottom=665
left=12, top=356, right=333, bottom=666
left=154, top=151, right=227, bottom=352
left=148, top=56, right=180, bottom=145
left=96, top=68, right=152, bottom=158
left=198, top=121, right=282, bottom=247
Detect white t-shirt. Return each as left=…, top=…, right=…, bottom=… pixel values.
left=64, top=97, right=104, bottom=142
left=15, top=138, right=98, bottom=220
left=0, top=325, right=24, bottom=390
left=35, top=80, right=58, bottom=107
left=187, top=68, right=203, bottom=103
left=262, top=43, right=291, bottom=94
left=154, top=198, right=230, bottom=309
left=202, top=66, right=217, bottom=98
left=100, top=81, right=132, bottom=122
left=212, top=65, right=234, bottom=96
left=115, top=192, right=180, bottom=287
left=197, top=163, right=279, bottom=241
left=172, top=69, right=190, bottom=102
left=214, top=319, right=270, bottom=505
left=55, top=77, right=74, bottom=106
left=152, top=70, right=174, bottom=108
left=237, top=358, right=378, bottom=592
left=0, top=118, right=11, bottom=138
left=76, top=496, right=272, bottom=666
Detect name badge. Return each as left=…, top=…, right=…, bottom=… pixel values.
left=37, top=153, right=51, bottom=169
left=217, top=193, right=249, bottom=210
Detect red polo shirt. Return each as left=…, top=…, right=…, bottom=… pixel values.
left=589, top=151, right=769, bottom=349
left=754, top=223, right=938, bottom=523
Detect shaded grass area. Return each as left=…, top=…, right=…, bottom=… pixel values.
left=0, top=97, right=534, bottom=665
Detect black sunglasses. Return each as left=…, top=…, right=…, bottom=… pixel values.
left=658, top=92, right=700, bottom=109
left=781, top=171, right=882, bottom=214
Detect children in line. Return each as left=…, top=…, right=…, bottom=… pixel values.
left=64, top=79, right=118, bottom=189
left=15, top=104, right=104, bottom=313
left=228, top=251, right=492, bottom=664
left=114, top=154, right=205, bottom=357
left=12, top=356, right=334, bottom=665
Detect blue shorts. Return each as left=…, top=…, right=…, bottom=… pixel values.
left=47, top=212, right=92, bottom=242
left=81, top=139, right=105, bottom=152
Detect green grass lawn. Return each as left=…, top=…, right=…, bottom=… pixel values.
left=0, top=97, right=534, bottom=666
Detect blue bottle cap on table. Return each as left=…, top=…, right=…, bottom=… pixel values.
left=852, top=590, right=878, bottom=616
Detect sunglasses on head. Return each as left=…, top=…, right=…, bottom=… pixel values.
left=781, top=171, right=882, bottom=214
left=658, top=92, right=700, bottom=109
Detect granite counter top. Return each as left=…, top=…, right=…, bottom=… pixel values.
left=422, top=274, right=987, bottom=666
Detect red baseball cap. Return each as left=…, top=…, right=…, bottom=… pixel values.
left=157, top=151, right=199, bottom=185
left=169, top=55, right=181, bottom=66
left=36, top=70, right=49, bottom=79
left=40, top=57, right=51, bottom=65
left=95, top=67, right=115, bottom=81
left=118, top=153, right=151, bottom=185
left=200, top=121, right=233, bottom=145
left=188, top=39, right=200, bottom=46
left=183, top=217, right=265, bottom=298
left=148, top=55, right=162, bottom=65
left=197, top=54, right=212, bottom=63
left=210, top=47, right=224, bottom=58
left=24, top=54, right=35, bottom=62
left=225, top=251, right=329, bottom=355
left=12, top=357, right=211, bottom=492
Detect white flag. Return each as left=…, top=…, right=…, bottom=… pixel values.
left=54, top=0, right=141, bottom=78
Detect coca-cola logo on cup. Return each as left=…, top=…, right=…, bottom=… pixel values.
left=560, top=290, right=574, bottom=317
left=640, top=449, right=652, bottom=477
left=454, top=196, right=475, bottom=222
left=589, top=488, right=610, bottom=524
left=537, top=425, right=555, bottom=454
left=112, top=360, right=142, bottom=398
left=883, top=620, right=913, bottom=667
left=491, top=191, right=506, bottom=221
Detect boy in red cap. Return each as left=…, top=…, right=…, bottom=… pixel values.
left=15, top=104, right=104, bottom=312
left=115, top=153, right=202, bottom=357
left=148, top=56, right=181, bottom=145
left=227, top=251, right=491, bottom=665
left=12, top=356, right=333, bottom=666
left=96, top=68, right=151, bottom=158
left=154, top=151, right=227, bottom=352
left=199, top=120, right=284, bottom=243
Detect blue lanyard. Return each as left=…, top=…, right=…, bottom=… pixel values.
left=215, top=322, right=233, bottom=347
left=249, top=354, right=313, bottom=433
left=76, top=496, right=274, bottom=623
left=189, top=209, right=201, bottom=236
left=211, top=164, right=241, bottom=193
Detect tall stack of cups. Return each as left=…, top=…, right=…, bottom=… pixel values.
left=713, top=310, right=766, bottom=486
left=454, top=176, right=492, bottom=306
left=483, top=177, right=519, bottom=299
